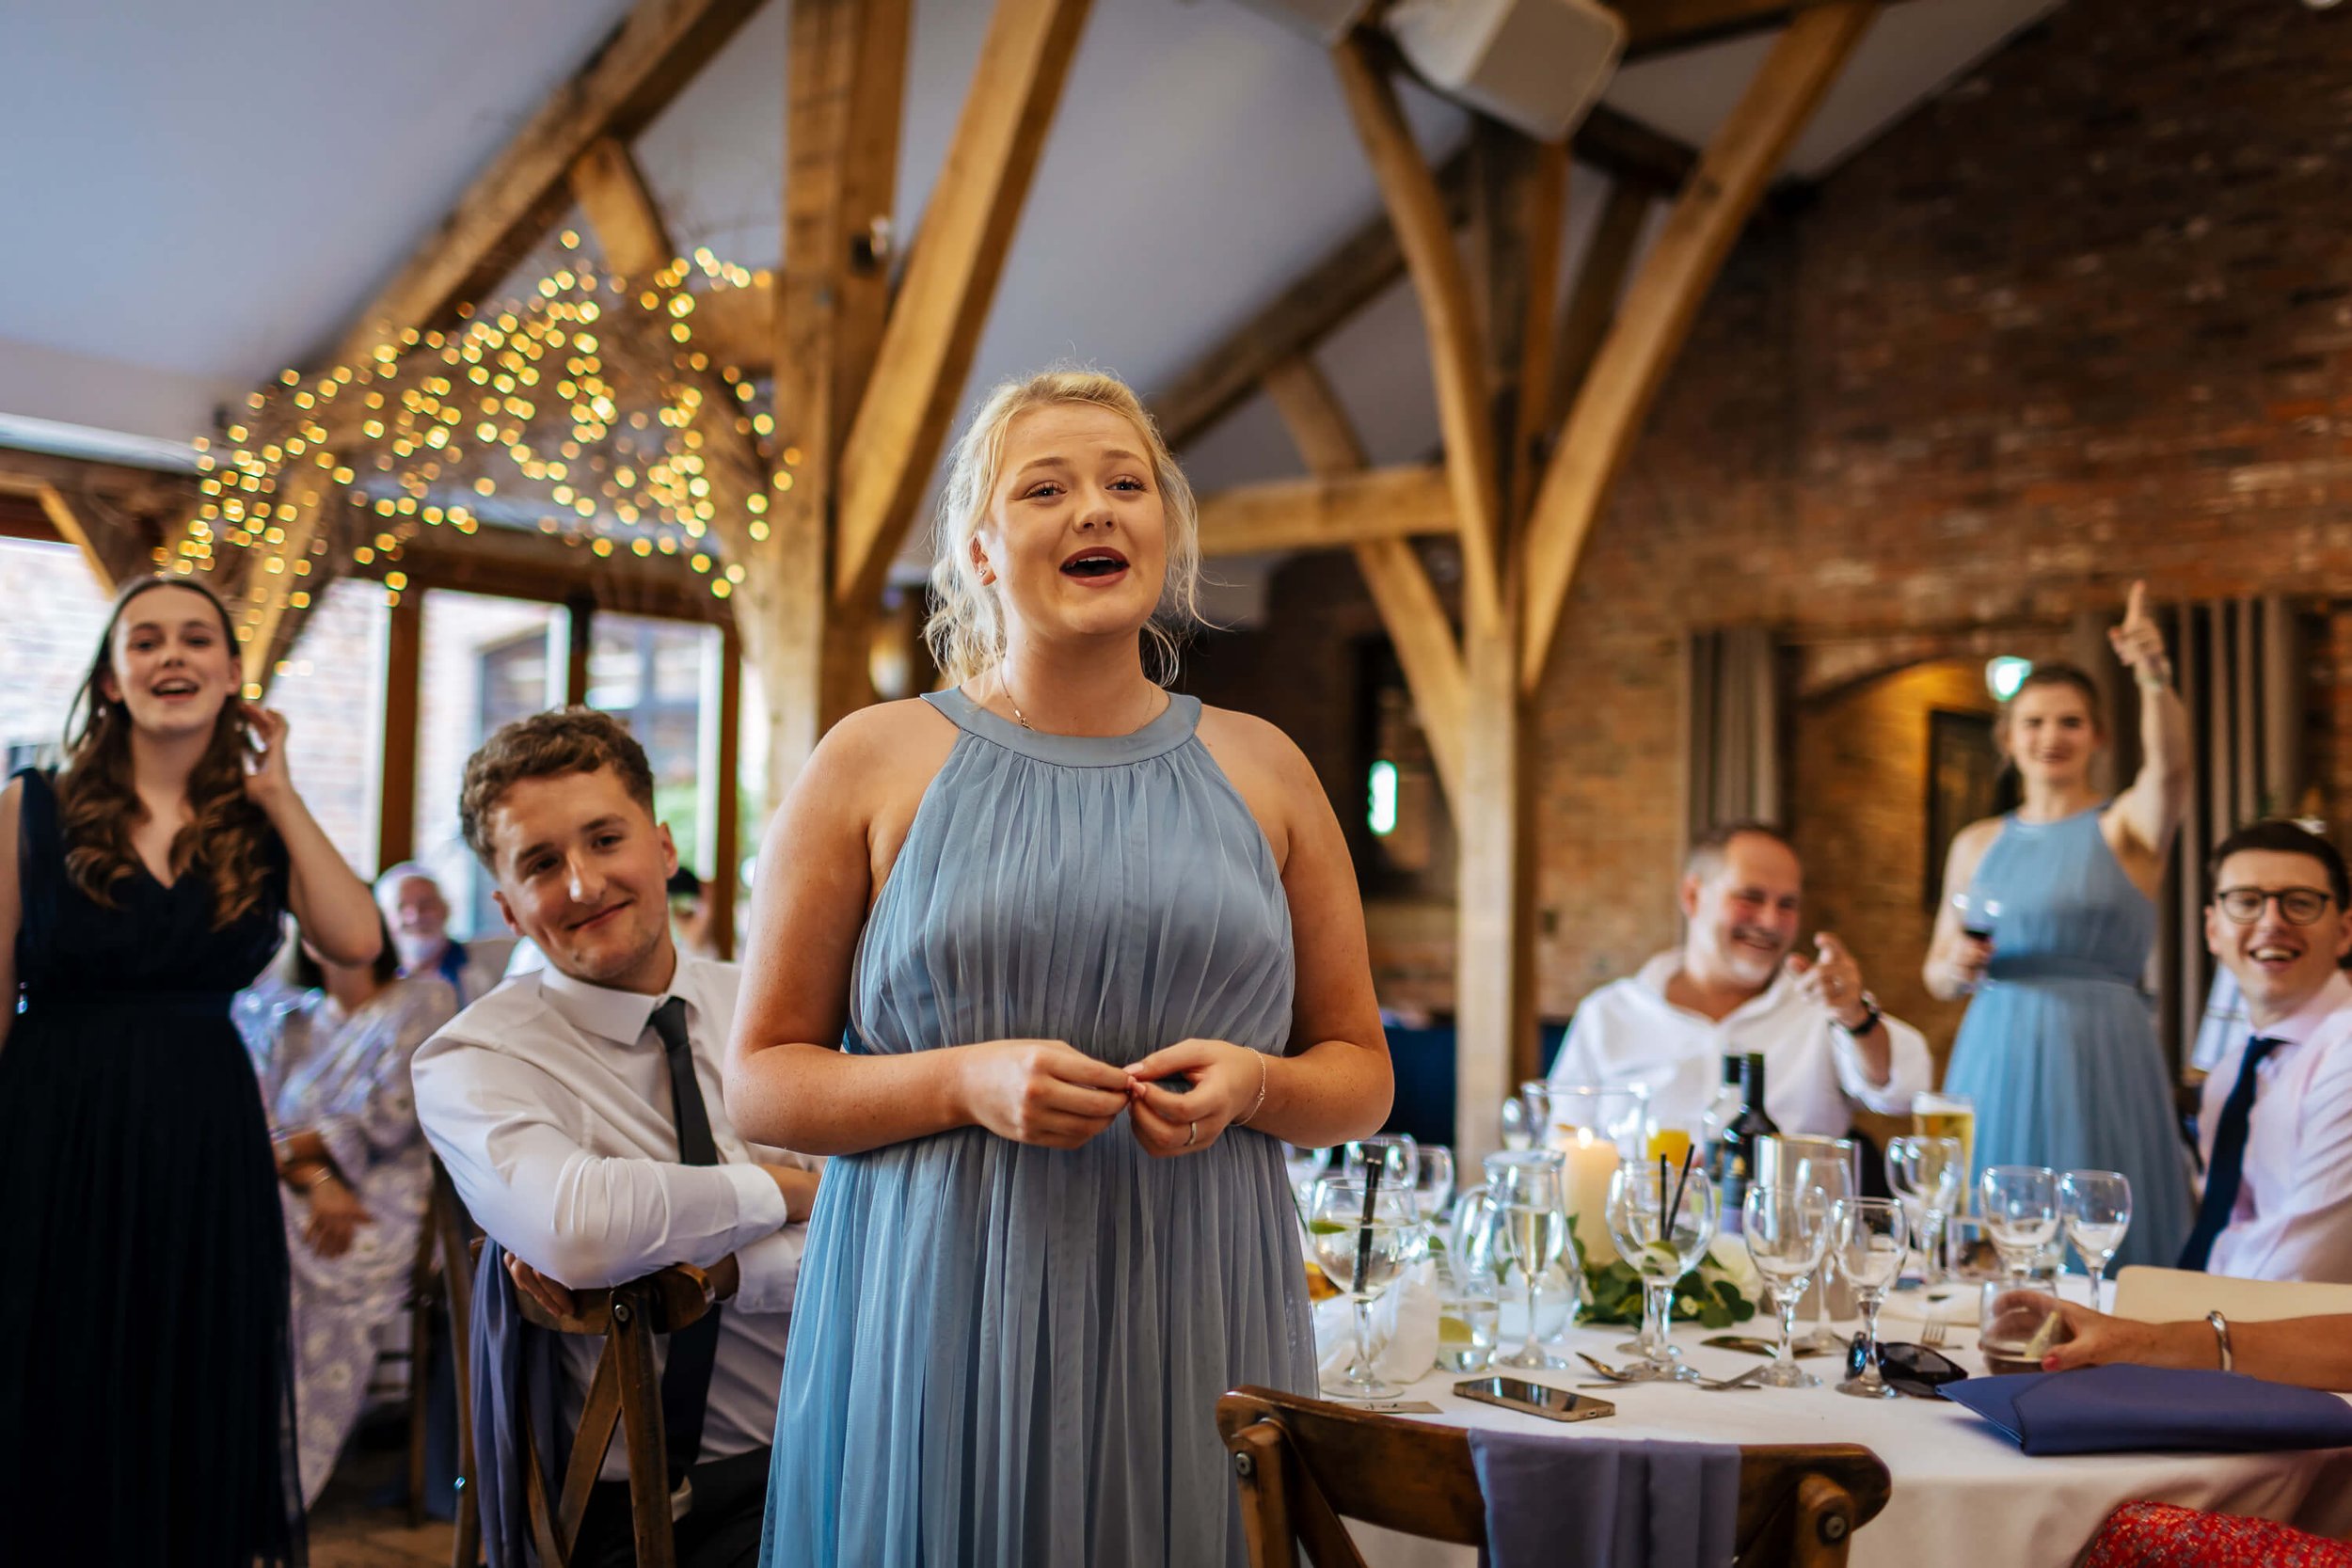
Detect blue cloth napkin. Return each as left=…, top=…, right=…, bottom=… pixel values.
left=469, top=1239, right=567, bottom=1568
left=1942, top=1364, right=2352, bottom=1456
left=1468, top=1430, right=1740, bottom=1568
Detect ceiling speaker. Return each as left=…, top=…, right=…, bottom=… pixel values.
left=1225, top=0, right=1375, bottom=43
left=1389, top=0, right=1627, bottom=142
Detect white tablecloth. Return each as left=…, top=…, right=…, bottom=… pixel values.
left=1342, top=1290, right=2352, bottom=1568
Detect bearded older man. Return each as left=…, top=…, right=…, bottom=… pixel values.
left=1548, top=821, right=1932, bottom=1142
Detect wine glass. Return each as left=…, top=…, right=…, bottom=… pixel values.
left=1604, top=1163, right=1718, bottom=1383
left=1412, top=1145, right=1457, bottom=1224
left=1499, top=1094, right=1532, bottom=1152
left=2060, top=1169, right=2132, bottom=1303
left=1831, top=1197, right=1909, bottom=1400
left=1979, top=1165, right=2059, bottom=1281
left=1487, top=1154, right=1571, bottom=1370
left=1782, top=1140, right=1855, bottom=1353
left=1884, top=1135, right=1963, bottom=1291
left=1340, top=1134, right=1418, bottom=1194
left=1307, top=1178, right=1422, bottom=1401
left=1741, top=1184, right=1832, bottom=1387
left=1281, top=1144, right=1329, bottom=1208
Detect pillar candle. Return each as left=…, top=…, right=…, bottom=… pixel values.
left=1557, top=1126, right=1622, bottom=1268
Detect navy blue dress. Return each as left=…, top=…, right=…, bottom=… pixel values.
left=0, top=768, right=302, bottom=1565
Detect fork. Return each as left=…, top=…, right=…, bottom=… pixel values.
left=1921, top=1316, right=1949, bottom=1349
left=1577, top=1352, right=1762, bottom=1391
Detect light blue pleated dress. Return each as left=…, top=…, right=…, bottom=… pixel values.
left=760, top=689, right=1316, bottom=1567
left=1943, top=806, right=2193, bottom=1269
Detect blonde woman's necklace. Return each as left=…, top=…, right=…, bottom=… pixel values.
left=996, top=668, right=1157, bottom=735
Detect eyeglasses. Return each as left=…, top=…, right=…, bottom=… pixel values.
left=1847, top=1334, right=1967, bottom=1399
left=2214, top=887, right=2334, bottom=927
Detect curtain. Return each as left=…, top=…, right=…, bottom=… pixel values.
left=1683, top=625, right=1783, bottom=846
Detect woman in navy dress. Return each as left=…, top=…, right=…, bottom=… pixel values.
left=725, top=370, right=1393, bottom=1564
left=0, top=577, right=380, bottom=1565
left=1926, top=583, right=2196, bottom=1269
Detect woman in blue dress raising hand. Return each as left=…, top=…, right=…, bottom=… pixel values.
left=1926, top=582, right=2195, bottom=1269
left=724, top=368, right=1392, bottom=1565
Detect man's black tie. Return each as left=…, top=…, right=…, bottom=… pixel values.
left=648, top=995, right=722, bottom=1494
left=2177, top=1034, right=2285, bottom=1272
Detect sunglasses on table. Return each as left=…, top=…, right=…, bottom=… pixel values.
left=1847, top=1334, right=1968, bottom=1400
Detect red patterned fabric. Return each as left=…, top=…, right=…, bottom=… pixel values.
left=2082, top=1502, right=2352, bottom=1568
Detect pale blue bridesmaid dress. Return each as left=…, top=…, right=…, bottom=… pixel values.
left=760, top=689, right=1316, bottom=1566
left=1943, top=805, right=2194, bottom=1269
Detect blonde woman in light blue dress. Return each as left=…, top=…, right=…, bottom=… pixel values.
left=1926, top=584, right=2195, bottom=1270
left=723, top=370, right=1393, bottom=1566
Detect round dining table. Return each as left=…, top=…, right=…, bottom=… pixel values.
left=1337, top=1289, right=2352, bottom=1568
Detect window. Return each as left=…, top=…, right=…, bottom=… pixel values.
left=0, top=537, right=115, bottom=772
left=270, top=578, right=389, bottom=874
left=585, top=611, right=724, bottom=889
left=412, top=592, right=569, bottom=938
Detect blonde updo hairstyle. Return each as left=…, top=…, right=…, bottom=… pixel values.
left=924, top=368, right=1204, bottom=687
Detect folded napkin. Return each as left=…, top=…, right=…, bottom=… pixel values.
left=1943, top=1364, right=2352, bottom=1456
left=1314, top=1257, right=1440, bottom=1386
left=1467, top=1430, right=1739, bottom=1568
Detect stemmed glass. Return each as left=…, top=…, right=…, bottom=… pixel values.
left=1282, top=1145, right=1329, bottom=1209
left=1885, top=1135, right=1963, bottom=1291
left=1604, top=1163, right=1718, bottom=1383
left=1741, top=1184, right=1832, bottom=1387
left=1979, top=1165, right=2059, bottom=1282
left=2060, top=1170, right=2132, bottom=1303
left=1413, top=1146, right=1457, bottom=1224
left=1779, top=1142, right=1855, bottom=1353
left=1489, top=1155, right=1572, bottom=1370
left=1499, top=1096, right=1532, bottom=1152
left=1831, top=1198, right=1909, bottom=1400
left=1308, top=1178, right=1422, bottom=1401
left=1342, top=1134, right=1419, bottom=1193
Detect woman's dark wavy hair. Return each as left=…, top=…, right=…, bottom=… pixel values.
left=56, top=576, right=273, bottom=929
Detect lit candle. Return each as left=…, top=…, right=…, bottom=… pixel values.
left=1561, top=1126, right=1622, bottom=1268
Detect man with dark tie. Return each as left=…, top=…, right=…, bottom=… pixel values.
left=2179, top=819, right=2352, bottom=1283
left=413, top=708, right=821, bottom=1567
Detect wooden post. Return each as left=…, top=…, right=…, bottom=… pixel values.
left=378, top=585, right=424, bottom=867
left=711, top=624, right=743, bottom=959
left=565, top=590, right=596, bottom=705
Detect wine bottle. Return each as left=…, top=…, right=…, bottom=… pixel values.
left=1699, top=1054, right=1744, bottom=1175
left=1713, top=1052, right=1780, bottom=1234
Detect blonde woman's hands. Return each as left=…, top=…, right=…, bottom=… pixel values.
left=1125, top=1038, right=1264, bottom=1158
left=958, top=1038, right=1133, bottom=1148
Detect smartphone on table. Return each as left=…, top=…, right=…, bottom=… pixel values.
left=1453, top=1376, right=1614, bottom=1424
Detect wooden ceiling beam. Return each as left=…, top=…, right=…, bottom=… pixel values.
left=317, top=0, right=772, bottom=375
left=1194, top=463, right=1455, bottom=557
left=1519, top=1, right=1877, bottom=690
left=829, top=0, right=1094, bottom=609
left=0, top=448, right=193, bottom=588
left=1617, top=0, right=1910, bottom=59
left=1543, top=177, right=1652, bottom=437
left=1333, top=32, right=1501, bottom=634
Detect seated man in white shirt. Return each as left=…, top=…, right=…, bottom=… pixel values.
left=374, top=860, right=516, bottom=1008
left=1549, top=820, right=1932, bottom=1144
left=2180, top=819, right=2352, bottom=1283
left=412, top=708, right=820, bottom=1568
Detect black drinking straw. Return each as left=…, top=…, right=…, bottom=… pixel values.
left=1665, top=1146, right=1697, bottom=1237
left=1355, top=1160, right=1384, bottom=1291
left=1656, top=1154, right=1668, bottom=1229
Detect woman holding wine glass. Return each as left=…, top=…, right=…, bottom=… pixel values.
left=727, top=371, right=1391, bottom=1566
left=1924, top=582, right=2194, bottom=1269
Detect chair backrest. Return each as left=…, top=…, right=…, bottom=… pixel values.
left=1216, top=1386, right=1891, bottom=1568
left=430, top=1161, right=483, bottom=1568
left=510, top=1262, right=715, bottom=1568
left=2112, top=1266, right=2352, bottom=1323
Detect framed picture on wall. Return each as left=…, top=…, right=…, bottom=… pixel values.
left=1926, top=708, right=2004, bottom=912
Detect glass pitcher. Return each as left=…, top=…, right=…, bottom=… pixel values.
left=1453, top=1150, right=1577, bottom=1370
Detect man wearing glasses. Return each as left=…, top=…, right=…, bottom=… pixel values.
left=2181, top=819, right=2352, bottom=1282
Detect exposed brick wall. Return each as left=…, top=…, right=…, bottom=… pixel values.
left=1189, top=0, right=2352, bottom=1059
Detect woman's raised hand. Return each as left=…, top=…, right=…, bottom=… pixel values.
left=2107, top=581, right=2170, bottom=686
left=957, top=1038, right=1133, bottom=1148
left=240, top=702, right=295, bottom=813
left=1125, top=1038, right=1263, bottom=1158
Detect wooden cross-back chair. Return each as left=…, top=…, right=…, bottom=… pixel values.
left=492, top=1247, right=718, bottom=1568
left=429, top=1159, right=483, bottom=1568
left=1216, top=1386, right=1892, bottom=1568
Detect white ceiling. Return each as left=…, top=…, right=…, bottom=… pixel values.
left=0, top=0, right=2059, bottom=493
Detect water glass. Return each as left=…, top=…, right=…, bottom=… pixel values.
left=1435, top=1273, right=1500, bottom=1374
left=1499, top=1094, right=1532, bottom=1152
left=1741, top=1184, right=1832, bottom=1387
left=1979, top=1279, right=2067, bottom=1374
left=1308, top=1178, right=1422, bottom=1400
left=1604, top=1163, right=1718, bottom=1383
left=1884, top=1134, right=1963, bottom=1289
left=1282, top=1144, right=1329, bottom=1208
left=1523, top=1082, right=1652, bottom=1157
left=1759, top=1136, right=1855, bottom=1352
left=1341, top=1134, right=1419, bottom=1196
left=1413, top=1145, right=1457, bottom=1224
left=2060, top=1169, right=2132, bottom=1300
left=1979, top=1165, right=2059, bottom=1280
left=1831, top=1198, right=1908, bottom=1401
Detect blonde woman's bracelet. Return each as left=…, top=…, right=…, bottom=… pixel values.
left=1234, top=1051, right=1270, bottom=1127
